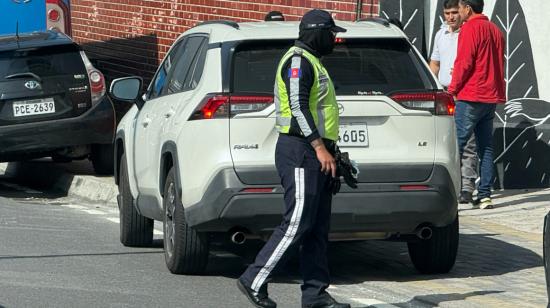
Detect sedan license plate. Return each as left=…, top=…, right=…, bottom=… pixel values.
left=13, top=98, right=56, bottom=117
left=338, top=123, right=369, bottom=147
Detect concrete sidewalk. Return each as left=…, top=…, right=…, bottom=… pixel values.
left=459, top=188, right=550, bottom=235
left=0, top=160, right=117, bottom=205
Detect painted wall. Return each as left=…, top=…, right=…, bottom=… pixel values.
left=385, top=0, right=550, bottom=188
left=70, top=0, right=548, bottom=188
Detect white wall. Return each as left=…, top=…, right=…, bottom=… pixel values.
left=520, top=0, right=550, bottom=100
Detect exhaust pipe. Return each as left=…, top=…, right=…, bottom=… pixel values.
left=231, top=231, right=246, bottom=245
left=416, top=226, right=433, bottom=240
left=230, top=231, right=261, bottom=244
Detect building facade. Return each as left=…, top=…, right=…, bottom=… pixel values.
left=71, top=0, right=550, bottom=189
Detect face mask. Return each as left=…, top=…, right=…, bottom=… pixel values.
left=317, top=30, right=336, bottom=56
left=298, top=29, right=336, bottom=56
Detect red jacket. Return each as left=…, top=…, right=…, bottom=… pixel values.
left=448, top=14, right=506, bottom=103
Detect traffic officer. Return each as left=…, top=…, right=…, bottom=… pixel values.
left=237, top=9, right=350, bottom=308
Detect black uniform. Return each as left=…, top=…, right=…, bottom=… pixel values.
left=238, top=9, right=350, bottom=308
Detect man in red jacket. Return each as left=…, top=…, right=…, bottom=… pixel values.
left=448, top=0, right=505, bottom=209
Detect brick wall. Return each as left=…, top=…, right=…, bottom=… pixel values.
left=71, top=0, right=379, bottom=84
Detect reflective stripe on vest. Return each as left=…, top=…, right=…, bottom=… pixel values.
left=274, top=47, right=339, bottom=141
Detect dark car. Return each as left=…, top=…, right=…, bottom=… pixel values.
left=0, top=31, right=115, bottom=174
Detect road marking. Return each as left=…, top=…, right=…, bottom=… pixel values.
left=62, top=204, right=88, bottom=210
left=104, top=216, right=162, bottom=235
left=83, top=209, right=106, bottom=215
left=106, top=217, right=120, bottom=223
left=350, top=298, right=398, bottom=307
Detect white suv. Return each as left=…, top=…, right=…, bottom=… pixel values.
left=110, top=18, right=460, bottom=275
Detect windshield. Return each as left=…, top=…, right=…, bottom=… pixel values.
left=0, top=44, right=85, bottom=79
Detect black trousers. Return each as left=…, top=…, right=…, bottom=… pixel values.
left=240, top=134, right=333, bottom=305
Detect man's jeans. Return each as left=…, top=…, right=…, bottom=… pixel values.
left=461, top=134, right=479, bottom=193
left=455, top=101, right=496, bottom=199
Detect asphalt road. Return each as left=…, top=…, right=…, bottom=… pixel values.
left=0, top=171, right=547, bottom=308
left=0, top=182, right=300, bottom=307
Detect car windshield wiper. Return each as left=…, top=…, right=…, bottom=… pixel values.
left=4, top=72, right=42, bottom=82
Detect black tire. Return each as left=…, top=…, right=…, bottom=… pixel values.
left=119, top=153, right=153, bottom=247
left=407, top=215, right=459, bottom=274
left=163, top=168, right=209, bottom=274
left=91, top=144, right=114, bottom=175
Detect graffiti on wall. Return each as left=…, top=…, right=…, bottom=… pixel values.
left=491, top=0, right=550, bottom=188
left=379, top=0, right=425, bottom=54
left=380, top=0, right=550, bottom=188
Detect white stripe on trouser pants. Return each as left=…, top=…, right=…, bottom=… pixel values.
left=251, top=168, right=305, bottom=291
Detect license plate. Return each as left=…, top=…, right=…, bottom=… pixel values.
left=13, top=98, right=56, bottom=117
left=338, top=123, right=369, bottom=147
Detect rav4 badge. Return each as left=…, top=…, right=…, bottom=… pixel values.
left=234, top=144, right=259, bottom=150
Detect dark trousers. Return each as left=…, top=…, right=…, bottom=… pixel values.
left=240, top=134, right=333, bottom=305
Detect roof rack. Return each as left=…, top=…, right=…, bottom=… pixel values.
left=194, top=20, right=239, bottom=30
left=356, top=17, right=390, bottom=27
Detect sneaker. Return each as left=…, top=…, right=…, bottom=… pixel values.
left=475, top=197, right=493, bottom=209
left=458, top=191, right=473, bottom=204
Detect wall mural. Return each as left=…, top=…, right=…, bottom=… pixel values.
left=380, top=0, right=550, bottom=189
left=380, top=0, right=426, bottom=54
left=491, top=0, right=550, bottom=189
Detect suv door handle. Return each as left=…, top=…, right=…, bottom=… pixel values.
left=142, top=117, right=152, bottom=127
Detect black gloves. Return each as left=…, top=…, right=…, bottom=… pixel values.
left=336, top=150, right=358, bottom=189
left=328, top=176, right=341, bottom=195
left=328, top=147, right=359, bottom=195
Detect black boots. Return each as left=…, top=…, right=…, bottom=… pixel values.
left=237, top=279, right=277, bottom=308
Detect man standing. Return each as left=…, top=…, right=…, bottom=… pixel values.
left=430, top=0, right=478, bottom=204
left=448, top=0, right=505, bottom=209
left=237, top=9, right=350, bottom=308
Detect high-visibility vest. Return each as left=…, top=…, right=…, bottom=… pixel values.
left=275, top=46, right=339, bottom=141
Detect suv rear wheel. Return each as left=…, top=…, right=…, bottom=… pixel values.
left=91, top=143, right=114, bottom=175
left=407, top=215, right=459, bottom=274
left=163, top=168, right=209, bottom=274
left=119, top=153, right=153, bottom=247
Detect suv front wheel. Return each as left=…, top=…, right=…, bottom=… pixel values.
left=163, top=168, right=209, bottom=274
left=119, top=153, right=153, bottom=246
left=407, top=215, right=459, bottom=274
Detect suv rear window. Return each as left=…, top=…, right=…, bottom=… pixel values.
left=232, top=39, right=434, bottom=95
left=0, top=44, right=85, bottom=79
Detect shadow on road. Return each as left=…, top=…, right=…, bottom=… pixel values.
left=202, top=232, right=541, bottom=286
left=383, top=290, right=504, bottom=308
left=326, top=233, right=541, bottom=284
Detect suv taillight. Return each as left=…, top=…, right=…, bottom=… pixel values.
left=46, top=0, right=71, bottom=36
left=390, top=91, right=455, bottom=115
left=80, top=51, right=106, bottom=105
left=189, top=94, right=274, bottom=120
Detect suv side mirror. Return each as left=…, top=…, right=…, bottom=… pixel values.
left=109, top=77, right=145, bottom=109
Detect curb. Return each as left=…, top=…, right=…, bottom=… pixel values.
left=0, top=161, right=118, bottom=206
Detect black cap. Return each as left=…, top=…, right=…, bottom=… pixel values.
left=299, top=9, right=346, bottom=33
left=265, top=11, right=285, bottom=21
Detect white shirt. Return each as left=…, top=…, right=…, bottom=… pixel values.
left=431, top=24, right=459, bottom=87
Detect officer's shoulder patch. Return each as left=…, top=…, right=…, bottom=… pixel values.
left=288, top=68, right=302, bottom=78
